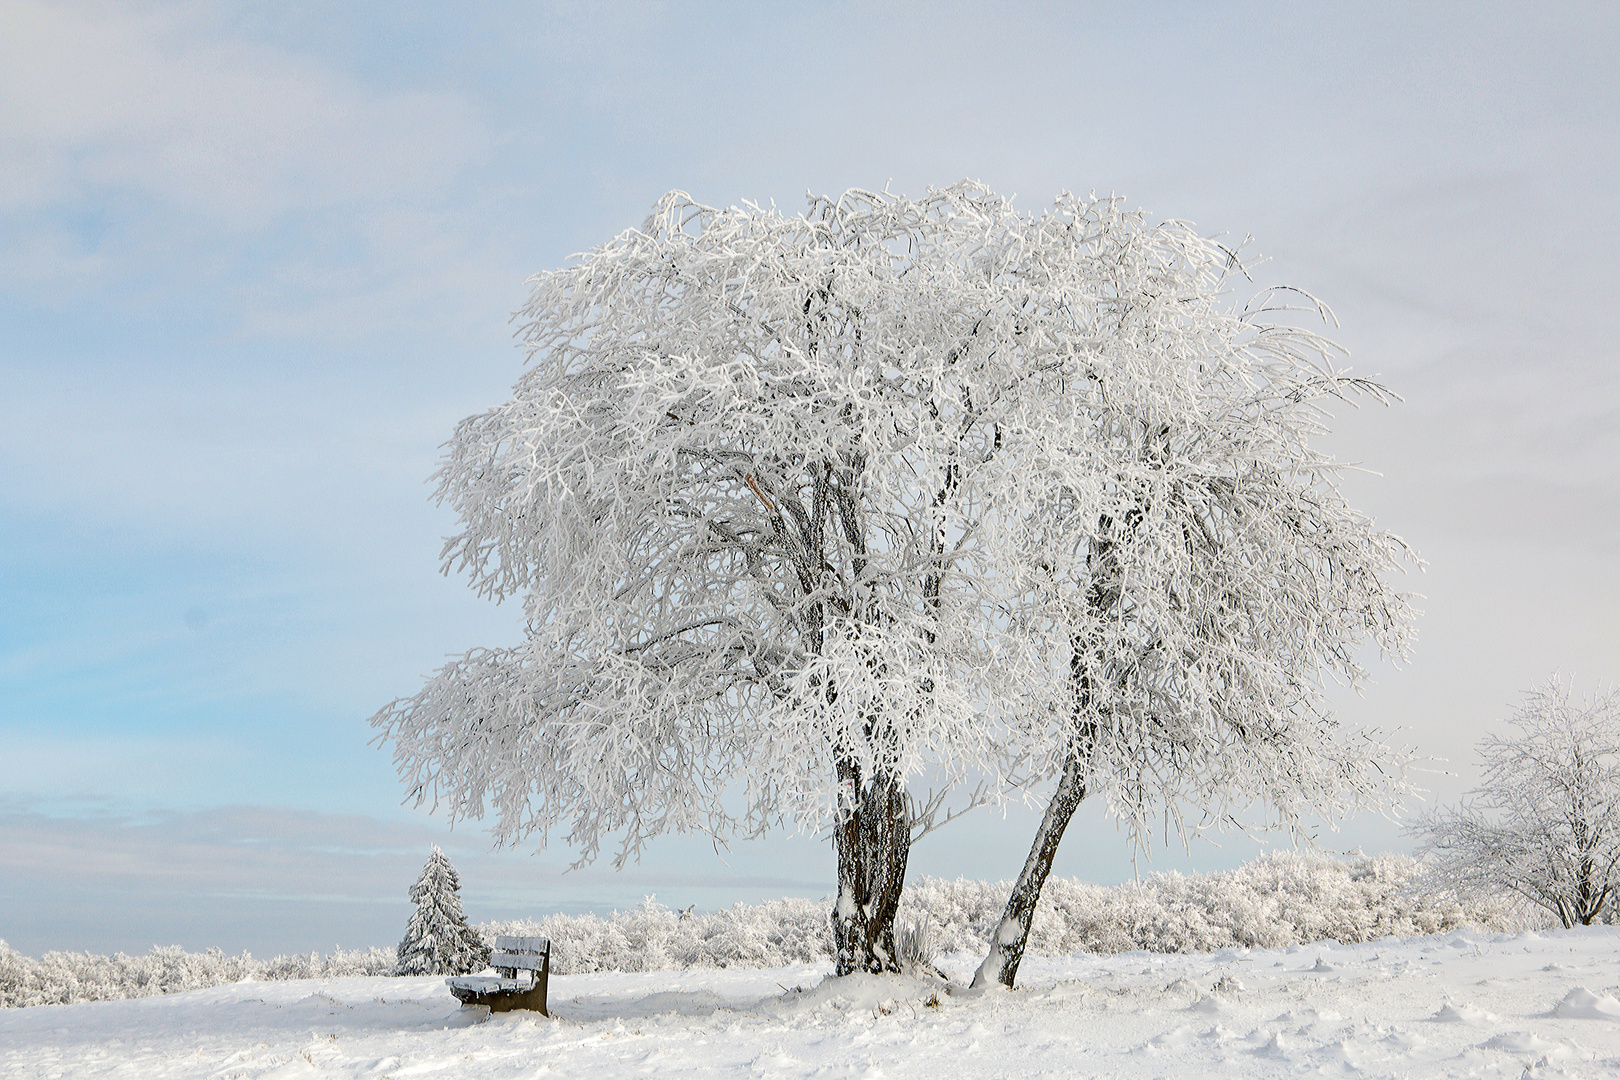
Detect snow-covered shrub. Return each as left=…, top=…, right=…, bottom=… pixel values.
left=894, top=918, right=939, bottom=977
left=483, top=852, right=1538, bottom=978
left=482, top=896, right=834, bottom=975
left=0, top=852, right=1545, bottom=1008
left=0, top=940, right=393, bottom=1009
left=898, top=851, right=1539, bottom=958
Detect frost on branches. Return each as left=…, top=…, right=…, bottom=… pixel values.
left=1416, top=678, right=1620, bottom=928
left=373, top=185, right=1051, bottom=975
left=957, top=196, right=1420, bottom=989
left=396, top=847, right=489, bottom=977
left=369, top=182, right=1417, bottom=980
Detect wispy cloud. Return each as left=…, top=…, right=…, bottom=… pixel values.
left=0, top=0, right=518, bottom=344
left=0, top=0, right=484, bottom=226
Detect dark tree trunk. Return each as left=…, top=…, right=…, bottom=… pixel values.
left=971, top=752, right=1088, bottom=989
left=831, top=760, right=911, bottom=975
left=974, top=509, right=1125, bottom=989
left=1576, top=857, right=1601, bottom=925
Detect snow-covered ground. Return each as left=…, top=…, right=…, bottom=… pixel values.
left=5, top=928, right=1619, bottom=1079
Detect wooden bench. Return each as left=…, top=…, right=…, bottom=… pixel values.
left=446, top=935, right=550, bottom=1014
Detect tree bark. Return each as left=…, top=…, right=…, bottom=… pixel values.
left=831, top=761, right=911, bottom=975
left=971, top=752, right=1088, bottom=989
left=973, top=511, right=1120, bottom=990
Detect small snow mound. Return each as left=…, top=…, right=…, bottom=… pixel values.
left=1249, top=1030, right=1293, bottom=1058
left=750, top=1049, right=806, bottom=1072
left=1309, top=957, right=1337, bottom=973
left=1430, top=1001, right=1498, bottom=1024
left=1483, top=1031, right=1561, bottom=1055
left=1271, top=1006, right=1342, bottom=1028
left=1550, top=987, right=1620, bottom=1020
left=1161, top=976, right=1200, bottom=999
left=1147, top=1024, right=1198, bottom=1050
left=794, top=973, right=944, bottom=1015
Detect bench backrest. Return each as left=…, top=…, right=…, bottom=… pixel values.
left=491, top=935, right=550, bottom=973
left=494, top=934, right=549, bottom=954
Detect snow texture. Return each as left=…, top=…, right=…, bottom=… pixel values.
left=4, top=927, right=1619, bottom=1079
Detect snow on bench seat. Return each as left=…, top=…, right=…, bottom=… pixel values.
left=446, top=935, right=550, bottom=1014
left=447, top=976, right=531, bottom=993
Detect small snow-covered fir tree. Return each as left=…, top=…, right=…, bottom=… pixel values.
left=395, top=847, right=489, bottom=976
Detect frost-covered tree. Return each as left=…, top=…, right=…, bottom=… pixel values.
left=1416, top=678, right=1620, bottom=928
left=369, top=182, right=1416, bottom=980
left=963, top=204, right=1420, bottom=988
left=396, top=847, right=489, bottom=976
left=372, top=185, right=1060, bottom=975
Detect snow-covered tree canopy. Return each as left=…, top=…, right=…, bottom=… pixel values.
left=992, top=232, right=1421, bottom=846
left=375, top=185, right=1055, bottom=867
left=1417, top=679, right=1620, bottom=927
left=370, top=182, right=1417, bottom=881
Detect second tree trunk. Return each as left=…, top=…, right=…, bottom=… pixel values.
left=971, top=753, right=1088, bottom=989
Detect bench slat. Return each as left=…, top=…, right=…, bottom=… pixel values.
left=447, top=975, right=529, bottom=992
left=491, top=951, right=546, bottom=971
left=494, top=935, right=550, bottom=953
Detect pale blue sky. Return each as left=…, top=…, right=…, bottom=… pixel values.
left=2, top=0, right=1617, bottom=957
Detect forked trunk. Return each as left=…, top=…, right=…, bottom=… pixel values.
left=971, top=753, right=1088, bottom=989
left=831, top=762, right=911, bottom=975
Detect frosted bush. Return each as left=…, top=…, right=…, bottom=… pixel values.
left=0, top=941, right=393, bottom=1009
left=483, top=896, right=834, bottom=975
left=0, top=852, right=1543, bottom=1008
left=489, top=852, right=1538, bottom=979
left=897, top=851, right=1540, bottom=959
left=894, top=918, right=939, bottom=977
